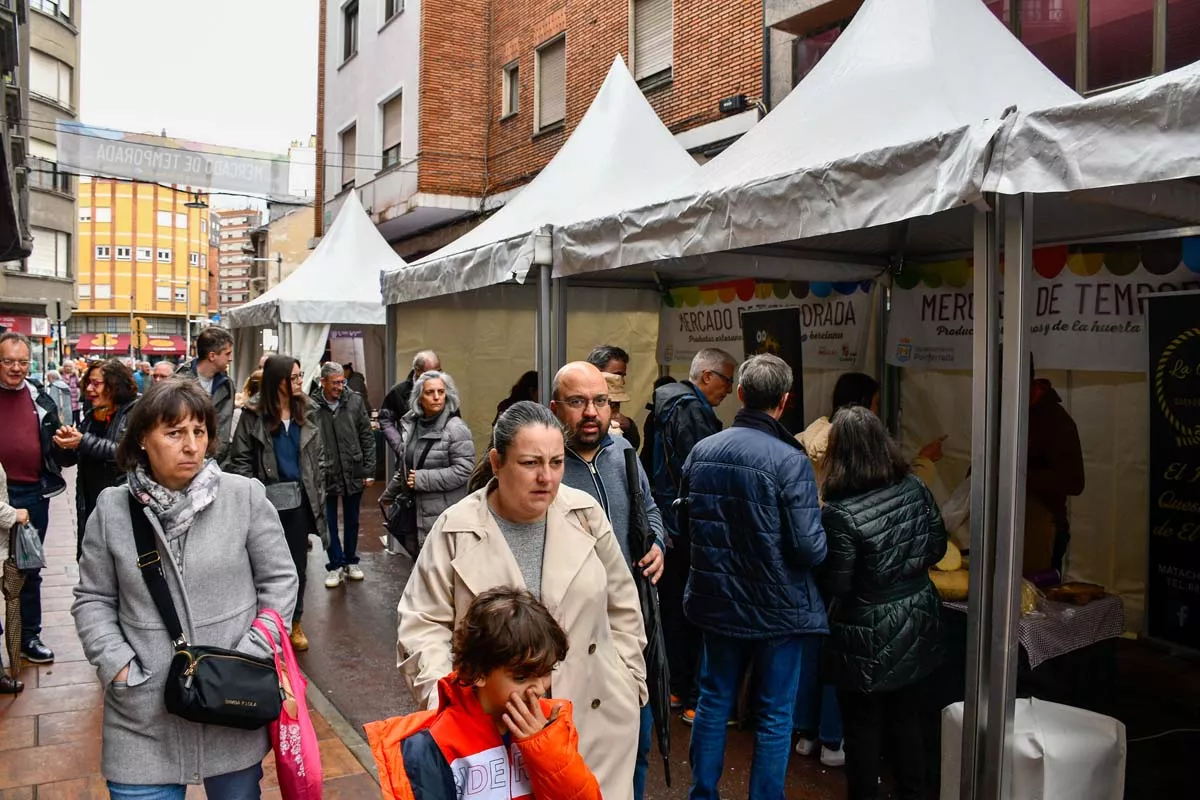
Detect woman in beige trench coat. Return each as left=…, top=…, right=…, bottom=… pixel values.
left=396, top=401, right=648, bottom=800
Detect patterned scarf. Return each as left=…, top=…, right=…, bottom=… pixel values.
left=127, top=459, right=222, bottom=543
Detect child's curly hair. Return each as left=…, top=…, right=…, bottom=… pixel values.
left=452, top=587, right=569, bottom=685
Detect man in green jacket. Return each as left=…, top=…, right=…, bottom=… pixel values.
left=310, top=361, right=376, bottom=588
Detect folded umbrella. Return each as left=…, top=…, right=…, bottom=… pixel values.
left=625, top=449, right=671, bottom=787
left=2, top=555, right=25, bottom=680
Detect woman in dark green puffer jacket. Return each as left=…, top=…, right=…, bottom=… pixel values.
left=819, top=406, right=947, bottom=800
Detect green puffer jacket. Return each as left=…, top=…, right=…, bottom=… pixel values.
left=820, top=473, right=946, bottom=694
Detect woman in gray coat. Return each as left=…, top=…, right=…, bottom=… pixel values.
left=381, top=369, right=475, bottom=548
left=72, top=379, right=298, bottom=799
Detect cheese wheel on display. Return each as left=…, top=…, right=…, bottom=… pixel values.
left=934, top=540, right=962, bottom=572
left=930, top=568, right=969, bottom=601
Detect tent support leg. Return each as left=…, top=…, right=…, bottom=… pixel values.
left=551, top=276, right=568, bottom=375
left=536, top=264, right=553, bottom=407
left=983, top=193, right=1034, bottom=800
left=385, top=302, right=398, bottom=479
left=961, top=196, right=1003, bottom=800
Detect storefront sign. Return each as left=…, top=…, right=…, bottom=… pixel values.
left=658, top=278, right=873, bottom=370
left=742, top=308, right=805, bottom=432
left=1146, top=291, right=1200, bottom=652
left=0, top=315, right=50, bottom=336
left=887, top=240, right=1200, bottom=371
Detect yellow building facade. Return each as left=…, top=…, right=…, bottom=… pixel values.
left=72, top=178, right=213, bottom=359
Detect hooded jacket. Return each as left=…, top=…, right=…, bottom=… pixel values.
left=366, top=675, right=600, bottom=800
left=648, top=380, right=722, bottom=533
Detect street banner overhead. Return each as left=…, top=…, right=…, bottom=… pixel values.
left=55, top=121, right=290, bottom=197
left=887, top=239, right=1200, bottom=372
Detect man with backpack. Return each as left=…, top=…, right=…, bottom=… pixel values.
left=647, top=347, right=736, bottom=723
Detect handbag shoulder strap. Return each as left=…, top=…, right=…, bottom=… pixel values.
left=125, top=492, right=188, bottom=648
left=415, top=439, right=436, bottom=469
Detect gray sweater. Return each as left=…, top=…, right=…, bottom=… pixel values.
left=72, top=474, right=298, bottom=786
left=563, top=435, right=665, bottom=569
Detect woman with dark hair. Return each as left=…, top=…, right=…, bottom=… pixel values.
left=819, top=405, right=947, bottom=800
left=72, top=379, right=296, bottom=798
left=398, top=401, right=647, bottom=800
left=229, top=355, right=327, bottom=652
left=493, top=369, right=539, bottom=423
left=53, top=359, right=140, bottom=559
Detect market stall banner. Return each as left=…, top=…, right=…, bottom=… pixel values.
left=1146, top=291, right=1200, bottom=652
left=658, top=278, right=873, bottom=370
left=887, top=238, right=1200, bottom=371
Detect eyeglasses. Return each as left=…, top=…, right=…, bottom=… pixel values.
left=708, top=370, right=734, bottom=386
left=290, top=374, right=303, bottom=382
left=559, top=395, right=610, bottom=410
left=0, top=358, right=31, bottom=368
left=327, top=379, right=346, bottom=387
left=87, top=379, right=105, bottom=388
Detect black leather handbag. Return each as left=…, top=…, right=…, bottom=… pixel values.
left=382, top=439, right=435, bottom=558
left=127, top=494, right=282, bottom=730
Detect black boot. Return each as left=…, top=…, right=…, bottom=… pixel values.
left=0, top=674, right=23, bottom=694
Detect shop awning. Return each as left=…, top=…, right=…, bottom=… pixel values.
left=140, top=335, right=187, bottom=356
left=74, top=333, right=129, bottom=355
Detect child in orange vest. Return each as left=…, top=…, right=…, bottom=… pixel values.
left=366, top=587, right=601, bottom=800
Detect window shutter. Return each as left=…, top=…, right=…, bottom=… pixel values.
left=30, top=51, right=57, bottom=99
left=28, top=139, right=56, bottom=160
left=28, top=227, right=58, bottom=277
left=634, top=0, right=673, bottom=81
left=382, top=95, right=403, bottom=152
left=341, top=127, right=357, bottom=187
left=538, top=38, right=566, bottom=129
left=56, top=232, right=70, bottom=278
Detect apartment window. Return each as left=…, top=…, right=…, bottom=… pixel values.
left=200, top=290, right=208, bottom=306
left=201, top=219, right=208, bottom=234
left=156, top=286, right=171, bottom=301
left=158, top=248, right=172, bottom=262
left=28, top=157, right=71, bottom=193
left=78, top=284, right=91, bottom=299
left=535, top=36, right=566, bottom=131
left=30, top=51, right=72, bottom=108
left=189, top=252, right=200, bottom=266
left=501, top=62, right=519, bottom=117
left=343, top=0, right=359, bottom=62
left=156, top=211, right=173, bottom=227
left=381, top=94, right=403, bottom=169
left=201, top=254, right=207, bottom=268
left=95, top=207, right=112, bottom=224
left=95, top=245, right=111, bottom=259
left=116, top=246, right=132, bottom=261
left=137, top=247, right=152, bottom=262
left=340, top=125, right=357, bottom=189
left=632, top=0, right=673, bottom=85
left=31, top=0, right=71, bottom=21
left=28, top=227, right=70, bottom=278
left=79, top=207, right=92, bottom=222
left=384, top=0, right=403, bottom=22
left=175, top=288, right=188, bottom=303
left=95, top=284, right=112, bottom=300
left=176, top=213, right=187, bottom=229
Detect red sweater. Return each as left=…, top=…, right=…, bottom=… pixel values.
left=0, top=386, right=42, bottom=483
left=365, top=675, right=601, bottom=800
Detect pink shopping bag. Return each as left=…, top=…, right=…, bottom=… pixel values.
left=253, top=608, right=323, bottom=799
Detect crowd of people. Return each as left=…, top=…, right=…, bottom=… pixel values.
left=0, top=323, right=1082, bottom=800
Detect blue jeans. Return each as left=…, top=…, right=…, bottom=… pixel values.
left=794, top=635, right=843, bottom=746
left=688, top=633, right=806, bottom=800
left=107, top=763, right=262, bottom=799
left=634, top=702, right=654, bottom=799
left=324, top=491, right=363, bottom=571
left=7, top=482, right=51, bottom=646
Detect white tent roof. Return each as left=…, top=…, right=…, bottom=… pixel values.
left=555, top=0, right=1080, bottom=280
left=381, top=56, right=699, bottom=304
left=226, top=191, right=399, bottom=328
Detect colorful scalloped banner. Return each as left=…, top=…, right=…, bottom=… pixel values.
left=662, top=278, right=872, bottom=308
left=898, top=238, right=1200, bottom=287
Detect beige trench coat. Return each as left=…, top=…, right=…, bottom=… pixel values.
left=396, top=482, right=648, bottom=800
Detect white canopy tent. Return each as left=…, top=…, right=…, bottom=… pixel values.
left=226, top=190, right=400, bottom=391
left=379, top=56, right=700, bottom=306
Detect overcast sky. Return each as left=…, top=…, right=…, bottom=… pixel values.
left=80, top=0, right=319, bottom=156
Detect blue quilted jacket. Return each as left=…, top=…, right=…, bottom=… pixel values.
left=679, top=415, right=828, bottom=639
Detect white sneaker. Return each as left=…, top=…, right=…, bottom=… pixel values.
left=324, top=569, right=344, bottom=588
left=820, top=744, right=846, bottom=767
left=345, top=565, right=365, bottom=581
left=795, top=737, right=818, bottom=757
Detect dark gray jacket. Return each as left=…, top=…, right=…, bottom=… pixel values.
left=563, top=435, right=665, bottom=569
left=175, top=360, right=234, bottom=466
left=309, top=387, right=376, bottom=496
left=227, top=396, right=329, bottom=546
left=72, top=474, right=298, bottom=785
left=381, top=410, right=475, bottom=544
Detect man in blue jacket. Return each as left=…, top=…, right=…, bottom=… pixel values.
left=680, top=353, right=827, bottom=800
left=551, top=360, right=665, bottom=800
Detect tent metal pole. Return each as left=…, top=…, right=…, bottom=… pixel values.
left=551, top=276, right=568, bottom=376
left=982, top=193, right=1034, bottom=799
left=384, top=302, right=398, bottom=479
left=961, top=197, right=1003, bottom=800
left=536, top=264, right=553, bottom=407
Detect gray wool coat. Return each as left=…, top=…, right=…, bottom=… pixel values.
left=381, top=410, right=475, bottom=543
left=72, top=473, right=298, bottom=786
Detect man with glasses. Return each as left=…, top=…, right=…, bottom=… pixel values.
left=0, top=332, right=67, bottom=664
left=551, top=360, right=665, bottom=800
left=176, top=327, right=235, bottom=465
left=648, top=347, right=736, bottom=725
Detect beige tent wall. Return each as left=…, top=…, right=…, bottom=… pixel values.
left=390, top=284, right=660, bottom=459
left=899, top=369, right=1149, bottom=630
